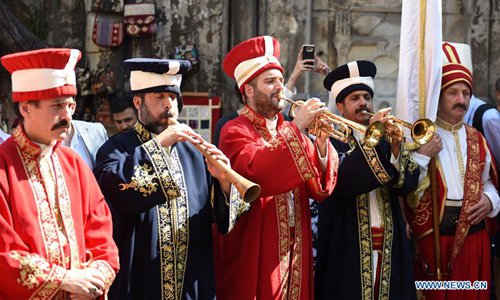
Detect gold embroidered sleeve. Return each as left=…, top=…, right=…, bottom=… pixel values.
left=227, top=184, right=250, bottom=233
left=407, top=170, right=431, bottom=209
left=392, top=146, right=418, bottom=189
left=9, top=250, right=67, bottom=297
left=119, top=162, right=159, bottom=196
left=406, top=156, right=441, bottom=208
left=88, top=260, right=117, bottom=290
left=211, top=183, right=250, bottom=235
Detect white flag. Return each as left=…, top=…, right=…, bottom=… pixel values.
left=396, top=0, right=442, bottom=122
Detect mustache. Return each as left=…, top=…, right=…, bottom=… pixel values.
left=272, top=91, right=281, bottom=99
left=163, top=112, right=174, bottom=120
left=453, top=103, right=467, bottom=110
left=52, top=119, right=70, bottom=130
left=355, top=107, right=371, bottom=114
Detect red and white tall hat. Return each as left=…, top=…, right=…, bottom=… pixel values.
left=441, top=42, right=473, bottom=92
left=222, top=36, right=284, bottom=94
left=1, top=48, right=81, bottom=102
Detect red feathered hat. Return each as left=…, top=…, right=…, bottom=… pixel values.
left=441, top=42, right=473, bottom=92
left=1, top=48, right=82, bottom=102
left=222, top=36, right=284, bottom=94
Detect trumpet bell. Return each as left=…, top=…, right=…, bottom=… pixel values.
left=364, top=121, right=385, bottom=147
left=411, top=118, right=435, bottom=145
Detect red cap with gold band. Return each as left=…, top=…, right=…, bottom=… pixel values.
left=222, top=36, right=284, bottom=94
left=441, top=42, right=473, bottom=92
left=1, top=48, right=82, bottom=102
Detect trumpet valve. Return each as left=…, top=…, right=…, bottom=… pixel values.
left=307, top=116, right=322, bottom=137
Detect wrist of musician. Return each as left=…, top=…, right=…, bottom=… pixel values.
left=484, top=189, right=500, bottom=218
left=217, top=179, right=232, bottom=199
left=315, top=138, right=328, bottom=172
left=207, top=162, right=232, bottom=197
left=154, top=133, right=177, bottom=148
left=486, top=194, right=494, bottom=215
left=292, top=118, right=308, bottom=132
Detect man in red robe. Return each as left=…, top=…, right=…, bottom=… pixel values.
left=0, top=48, right=119, bottom=299
left=406, top=42, right=499, bottom=300
left=213, top=36, right=338, bottom=299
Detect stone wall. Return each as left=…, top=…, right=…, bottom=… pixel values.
left=1, top=0, right=499, bottom=127
left=289, top=0, right=500, bottom=110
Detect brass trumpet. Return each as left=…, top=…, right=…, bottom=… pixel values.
left=364, top=111, right=435, bottom=145
left=169, top=119, right=261, bottom=203
left=279, top=93, right=384, bottom=147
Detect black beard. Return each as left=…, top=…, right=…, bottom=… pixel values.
left=139, top=101, right=171, bottom=134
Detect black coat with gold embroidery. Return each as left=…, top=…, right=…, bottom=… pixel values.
left=315, top=137, right=419, bottom=300
left=94, top=122, right=241, bottom=300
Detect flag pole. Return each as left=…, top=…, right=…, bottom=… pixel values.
left=418, top=0, right=442, bottom=281
left=430, top=157, right=442, bottom=280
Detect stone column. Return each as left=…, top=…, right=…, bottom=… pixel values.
left=467, top=0, right=491, bottom=98
left=488, top=0, right=500, bottom=99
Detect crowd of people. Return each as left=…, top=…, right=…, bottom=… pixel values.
left=0, top=35, right=498, bottom=300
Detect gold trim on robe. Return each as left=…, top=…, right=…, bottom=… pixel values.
left=240, top=106, right=316, bottom=181
left=9, top=251, right=67, bottom=299
left=346, top=136, right=401, bottom=299
left=358, top=139, right=391, bottom=185
left=11, top=126, right=82, bottom=299
left=357, top=193, right=374, bottom=300
left=87, top=260, right=117, bottom=290
left=134, top=122, right=188, bottom=300
left=240, top=107, right=305, bottom=300
left=227, top=184, right=251, bottom=233
left=281, top=126, right=316, bottom=181
left=378, top=187, right=393, bottom=300
left=450, top=126, right=482, bottom=265
left=275, top=189, right=303, bottom=300
left=289, top=188, right=303, bottom=300
left=356, top=189, right=394, bottom=300
left=393, top=146, right=418, bottom=189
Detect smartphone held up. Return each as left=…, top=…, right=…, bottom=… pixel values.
left=302, top=44, right=315, bottom=67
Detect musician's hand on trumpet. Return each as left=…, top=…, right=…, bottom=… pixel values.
left=291, top=98, right=327, bottom=132
left=366, top=107, right=388, bottom=123
left=291, top=98, right=330, bottom=157
left=364, top=109, right=435, bottom=148
left=377, top=109, right=403, bottom=147
left=368, top=107, right=404, bottom=156
left=416, top=133, right=442, bottom=159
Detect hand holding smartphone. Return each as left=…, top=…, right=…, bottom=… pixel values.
left=302, top=44, right=315, bottom=67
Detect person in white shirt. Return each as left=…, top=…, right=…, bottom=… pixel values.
left=407, top=41, right=499, bottom=300
left=0, top=130, right=9, bottom=144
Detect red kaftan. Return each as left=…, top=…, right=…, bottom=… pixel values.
left=214, top=106, right=338, bottom=300
left=0, top=126, right=119, bottom=299
left=407, top=126, right=498, bottom=300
